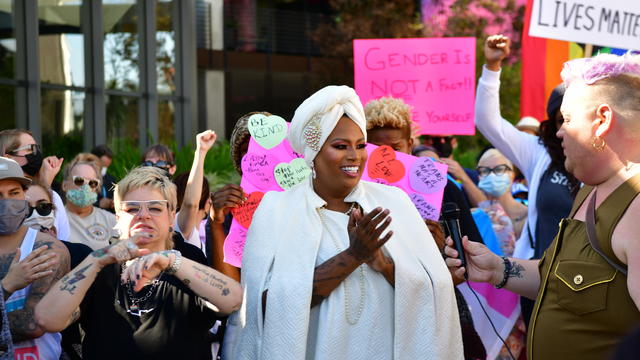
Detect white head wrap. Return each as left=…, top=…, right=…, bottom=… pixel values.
left=289, top=85, right=367, bottom=167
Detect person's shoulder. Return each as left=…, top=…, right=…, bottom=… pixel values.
left=173, top=238, right=208, bottom=265
left=34, top=231, right=68, bottom=254
left=94, top=206, right=116, bottom=222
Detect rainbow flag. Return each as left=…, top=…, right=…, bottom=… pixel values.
left=521, top=0, right=631, bottom=122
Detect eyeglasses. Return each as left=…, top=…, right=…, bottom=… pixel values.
left=72, top=176, right=100, bottom=189
left=120, top=200, right=169, bottom=217
left=477, top=164, right=512, bottom=177
left=8, top=144, right=40, bottom=156
left=27, top=202, right=54, bottom=217
left=141, top=160, right=172, bottom=169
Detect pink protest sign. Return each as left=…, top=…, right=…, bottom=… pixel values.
left=224, top=121, right=310, bottom=267
left=354, top=37, right=476, bottom=135
left=361, top=144, right=447, bottom=221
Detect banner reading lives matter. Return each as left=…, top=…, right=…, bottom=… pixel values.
left=354, top=37, right=476, bottom=135
left=530, top=0, right=640, bottom=51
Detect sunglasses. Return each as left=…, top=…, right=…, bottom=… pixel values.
left=120, top=200, right=169, bottom=217
left=72, top=175, right=100, bottom=189
left=477, top=164, right=512, bottom=177
left=8, top=143, right=40, bottom=156
left=141, top=160, right=172, bottom=169
left=28, top=202, right=54, bottom=217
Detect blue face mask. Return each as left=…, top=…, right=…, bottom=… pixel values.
left=478, top=173, right=512, bottom=198
left=66, top=185, right=98, bottom=207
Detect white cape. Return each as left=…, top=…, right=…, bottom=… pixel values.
left=224, top=178, right=463, bottom=360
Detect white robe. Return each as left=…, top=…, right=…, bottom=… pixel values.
left=223, top=178, right=463, bottom=360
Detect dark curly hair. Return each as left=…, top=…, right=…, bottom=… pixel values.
left=538, top=114, right=580, bottom=195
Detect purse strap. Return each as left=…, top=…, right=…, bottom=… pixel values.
left=586, top=190, right=627, bottom=276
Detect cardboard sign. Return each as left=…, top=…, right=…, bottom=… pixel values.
left=361, top=144, right=448, bottom=221
left=354, top=37, right=476, bottom=135
left=224, top=123, right=311, bottom=267
left=529, top=0, right=640, bottom=51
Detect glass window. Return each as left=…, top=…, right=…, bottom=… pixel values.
left=104, top=0, right=139, bottom=92
left=156, top=0, right=175, bottom=95
left=38, top=0, right=85, bottom=87
left=0, top=84, right=15, bottom=129
left=41, top=89, right=85, bottom=158
left=158, top=99, right=174, bottom=144
left=0, top=0, right=15, bottom=79
left=106, top=94, right=139, bottom=144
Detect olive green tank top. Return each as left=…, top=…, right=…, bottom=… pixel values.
left=527, top=174, right=640, bottom=360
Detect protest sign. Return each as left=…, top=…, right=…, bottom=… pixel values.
left=353, top=37, right=476, bottom=135
left=361, top=144, right=448, bottom=221
left=529, top=0, right=640, bottom=51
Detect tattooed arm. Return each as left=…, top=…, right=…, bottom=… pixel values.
left=444, top=236, right=541, bottom=299
left=35, top=236, right=148, bottom=332
left=310, top=250, right=363, bottom=308
left=122, top=251, right=242, bottom=315
left=8, top=235, right=70, bottom=342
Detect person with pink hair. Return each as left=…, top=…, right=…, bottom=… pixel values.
left=446, top=51, right=640, bottom=359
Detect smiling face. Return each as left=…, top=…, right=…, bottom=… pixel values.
left=116, top=186, right=175, bottom=252
left=313, top=116, right=367, bottom=198
left=367, top=126, right=413, bottom=154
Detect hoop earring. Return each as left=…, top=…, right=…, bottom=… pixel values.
left=311, top=162, right=317, bottom=179
left=592, top=136, right=606, bottom=151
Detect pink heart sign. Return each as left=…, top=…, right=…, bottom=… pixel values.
left=409, top=193, right=439, bottom=221
left=241, top=152, right=279, bottom=190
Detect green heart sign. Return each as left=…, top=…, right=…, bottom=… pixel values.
left=274, top=158, right=311, bottom=190
left=248, top=114, right=287, bottom=150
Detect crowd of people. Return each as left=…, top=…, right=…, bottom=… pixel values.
left=0, top=34, right=637, bottom=360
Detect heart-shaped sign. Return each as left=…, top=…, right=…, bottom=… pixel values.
left=409, top=157, right=447, bottom=194
left=409, top=193, right=439, bottom=220
left=367, top=145, right=406, bottom=183
left=241, top=153, right=279, bottom=190
left=247, top=114, right=287, bottom=150
left=223, top=221, right=247, bottom=267
left=274, top=158, right=311, bottom=190
left=231, top=191, right=265, bottom=229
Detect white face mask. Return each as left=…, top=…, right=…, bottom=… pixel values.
left=23, top=210, right=55, bottom=231
left=101, top=167, right=107, bottom=177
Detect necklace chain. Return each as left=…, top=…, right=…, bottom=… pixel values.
left=121, top=263, right=163, bottom=315
left=318, top=206, right=365, bottom=325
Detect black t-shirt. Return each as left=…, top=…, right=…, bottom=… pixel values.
left=533, top=168, right=574, bottom=258
left=80, top=241, right=218, bottom=360
left=442, top=179, right=484, bottom=244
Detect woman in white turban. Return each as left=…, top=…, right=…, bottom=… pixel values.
left=224, top=86, right=463, bottom=360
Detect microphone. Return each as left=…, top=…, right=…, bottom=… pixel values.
left=441, top=202, right=467, bottom=275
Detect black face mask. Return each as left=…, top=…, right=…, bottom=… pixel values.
left=21, top=149, right=43, bottom=177
left=432, top=141, right=453, bottom=158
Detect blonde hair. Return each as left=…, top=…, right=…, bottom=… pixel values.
left=114, top=166, right=177, bottom=249
left=478, top=148, right=513, bottom=169
left=364, top=96, right=415, bottom=137
left=63, top=153, right=102, bottom=181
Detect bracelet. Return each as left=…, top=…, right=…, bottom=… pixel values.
left=494, top=256, right=511, bottom=289
left=165, top=250, right=183, bottom=275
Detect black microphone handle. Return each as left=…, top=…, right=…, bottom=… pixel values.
left=444, top=218, right=467, bottom=275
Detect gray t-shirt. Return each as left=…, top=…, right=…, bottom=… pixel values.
left=67, top=206, right=117, bottom=250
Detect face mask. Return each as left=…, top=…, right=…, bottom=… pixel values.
left=432, top=141, right=453, bottom=158
left=21, top=149, right=43, bottom=177
left=66, top=185, right=98, bottom=207
left=24, top=210, right=55, bottom=231
left=0, top=199, right=29, bottom=235
left=101, top=167, right=107, bottom=177
left=478, top=173, right=512, bottom=198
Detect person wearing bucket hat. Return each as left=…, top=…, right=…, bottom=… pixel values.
left=224, top=86, right=462, bottom=360
left=0, top=157, right=70, bottom=359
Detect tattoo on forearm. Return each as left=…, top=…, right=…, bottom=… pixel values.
left=507, top=261, right=525, bottom=279
left=182, top=279, right=191, bottom=288
left=33, top=241, right=53, bottom=250
left=59, top=264, right=92, bottom=295
left=91, top=245, right=112, bottom=258
left=192, top=265, right=230, bottom=296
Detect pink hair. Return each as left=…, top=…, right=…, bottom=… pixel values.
left=561, top=52, right=640, bottom=87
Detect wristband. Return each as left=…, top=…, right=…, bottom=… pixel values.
left=165, top=250, right=183, bottom=275
left=494, top=256, right=511, bottom=289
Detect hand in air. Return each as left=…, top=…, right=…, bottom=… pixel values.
left=484, top=34, right=511, bottom=70
left=196, top=130, right=217, bottom=153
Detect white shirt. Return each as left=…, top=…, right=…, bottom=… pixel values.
left=475, top=66, right=551, bottom=259
left=51, top=190, right=70, bottom=241
left=67, top=206, right=117, bottom=250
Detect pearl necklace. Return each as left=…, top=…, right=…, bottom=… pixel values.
left=317, top=205, right=366, bottom=326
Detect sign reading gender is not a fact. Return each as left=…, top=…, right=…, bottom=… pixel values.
left=354, top=37, right=476, bottom=135
left=529, top=0, right=640, bottom=51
